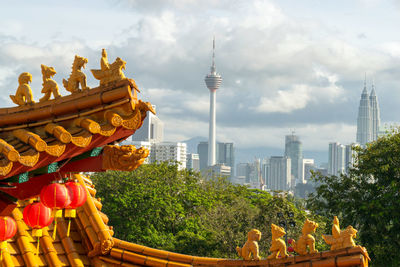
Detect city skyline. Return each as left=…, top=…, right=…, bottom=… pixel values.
left=0, top=1, right=399, bottom=155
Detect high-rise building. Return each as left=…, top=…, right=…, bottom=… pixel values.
left=356, top=77, right=380, bottom=146
left=152, top=142, right=187, bottom=170
left=328, top=142, right=358, bottom=176
left=204, top=37, right=222, bottom=166
left=284, top=133, right=303, bottom=184
left=197, top=142, right=208, bottom=170
left=369, top=82, right=380, bottom=141
left=328, top=142, right=346, bottom=175
left=132, top=105, right=164, bottom=143
left=197, top=142, right=234, bottom=173
left=266, top=156, right=291, bottom=191
left=301, top=159, right=315, bottom=183
left=186, top=153, right=200, bottom=171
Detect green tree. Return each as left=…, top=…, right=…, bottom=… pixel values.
left=307, top=131, right=400, bottom=266
left=92, top=162, right=328, bottom=258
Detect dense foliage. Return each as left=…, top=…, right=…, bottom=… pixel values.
left=92, top=162, right=328, bottom=258
left=307, top=131, right=400, bottom=266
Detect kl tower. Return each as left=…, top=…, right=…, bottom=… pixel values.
left=204, top=37, right=222, bottom=166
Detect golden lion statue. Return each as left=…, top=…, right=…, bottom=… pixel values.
left=322, top=216, right=357, bottom=250
left=102, top=145, right=149, bottom=171
left=91, top=49, right=127, bottom=86
left=292, top=219, right=318, bottom=255
left=267, top=224, right=288, bottom=259
left=236, top=229, right=261, bottom=260
left=63, top=55, right=89, bottom=93
left=39, top=64, right=61, bottom=102
left=10, top=72, right=35, bottom=106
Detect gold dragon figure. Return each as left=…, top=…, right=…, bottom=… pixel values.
left=236, top=229, right=261, bottom=260
left=267, top=224, right=288, bottom=259
left=39, top=64, right=61, bottom=102
left=91, top=49, right=127, bottom=86
left=102, top=145, right=149, bottom=171
left=10, top=72, right=35, bottom=106
left=322, top=216, right=357, bottom=250
left=292, top=219, right=319, bottom=255
left=63, top=55, right=89, bottom=93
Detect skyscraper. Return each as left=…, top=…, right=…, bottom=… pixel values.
left=132, top=105, right=164, bottom=143
left=266, top=156, right=291, bottom=191
left=369, top=81, right=380, bottom=141
left=284, top=133, right=303, bottom=185
left=204, top=37, right=222, bottom=166
left=356, top=79, right=371, bottom=146
left=356, top=77, right=380, bottom=146
left=197, top=142, right=235, bottom=173
left=328, top=142, right=345, bottom=175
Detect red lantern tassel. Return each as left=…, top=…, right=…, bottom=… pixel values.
left=32, top=229, right=42, bottom=255
left=52, top=210, right=62, bottom=240
left=0, top=241, right=6, bottom=261
left=64, top=209, right=76, bottom=237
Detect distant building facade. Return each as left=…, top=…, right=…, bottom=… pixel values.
left=265, top=156, right=291, bottom=191
left=284, top=134, right=303, bottom=185
left=197, top=142, right=235, bottom=172
left=132, top=105, right=164, bottom=143
left=152, top=142, right=187, bottom=170
left=328, top=142, right=357, bottom=175
left=186, top=153, right=200, bottom=171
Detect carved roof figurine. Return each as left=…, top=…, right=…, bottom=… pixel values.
left=39, top=64, right=61, bottom=102
left=91, top=48, right=127, bottom=87
left=292, top=218, right=319, bottom=255
left=63, top=55, right=89, bottom=93
left=236, top=229, right=261, bottom=260
left=10, top=72, right=35, bottom=106
left=322, top=216, right=366, bottom=253
left=268, top=223, right=289, bottom=259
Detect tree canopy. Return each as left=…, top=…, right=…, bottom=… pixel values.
left=307, top=131, right=400, bottom=266
left=91, top=162, right=328, bottom=258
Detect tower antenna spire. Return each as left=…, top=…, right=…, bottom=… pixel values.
left=211, top=36, right=216, bottom=74
left=364, top=72, right=367, bottom=88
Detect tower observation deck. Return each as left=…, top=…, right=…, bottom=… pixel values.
left=204, top=37, right=222, bottom=166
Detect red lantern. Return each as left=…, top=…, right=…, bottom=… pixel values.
left=23, top=202, right=53, bottom=254
left=65, top=181, right=87, bottom=209
left=23, top=202, right=53, bottom=232
left=0, top=216, right=17, bottom=259
left=65, top=181, right=87, bottom=236
left=0, top=216, right=16, bottom=242
left=40, top=183, right=70, bottom=239
left=40, top=183, right=71, bottom=210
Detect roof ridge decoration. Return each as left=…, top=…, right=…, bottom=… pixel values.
left=63, top=55, right=90, bottom=94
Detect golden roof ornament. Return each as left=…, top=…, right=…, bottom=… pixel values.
left=322, top=216, right=358, bottom=250
left=39, top=64, right=61, bottom=102
left=91, top=48, right=127, bottom=87
left=268, top=223, right=289, bottom=259
left=236, top=229, right=261, bottom=260
left=63, top=55, right=89, bottom=93
left=10, top=72, right=34, bottom=106
left=292, top=218, right=319, bottom=255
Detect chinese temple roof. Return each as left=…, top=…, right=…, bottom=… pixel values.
left=1, top=174, right=369, bottom=267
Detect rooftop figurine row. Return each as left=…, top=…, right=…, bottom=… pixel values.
left=9, top=49, right=127, bottom=106
left=236, top=216, right=366, bottom=261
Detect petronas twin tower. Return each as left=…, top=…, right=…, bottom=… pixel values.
left=356, top=78, right=380, bottom=146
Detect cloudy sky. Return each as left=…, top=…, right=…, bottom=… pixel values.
left=0, top=0, right=400, bottom=160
